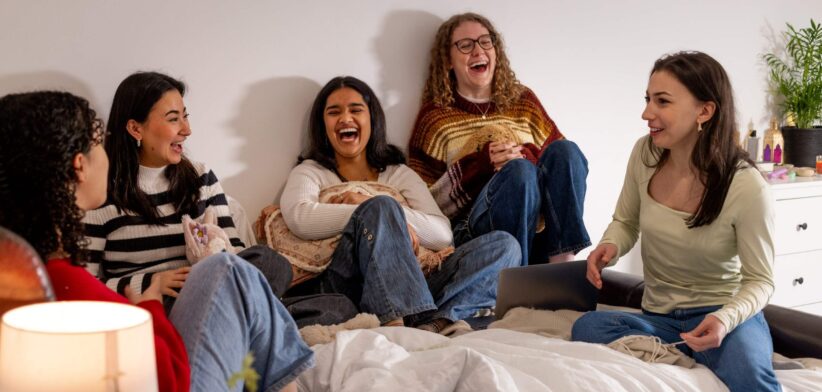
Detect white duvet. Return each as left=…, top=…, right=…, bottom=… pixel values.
left=297, top=327, right=822, bottom=391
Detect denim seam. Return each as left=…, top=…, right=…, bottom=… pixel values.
left=264, top=354, right=316, bottom=392
left=466, top=169, right=504, bottom=237
left=182, top=259, right=235, bottom=388
left=539, top=166, right=563, bottom=244
left=358, top=215, right=402, bottom=323
left=548, top=241, right=593, bottom=257
left=357, top=210, right=436, bottom=323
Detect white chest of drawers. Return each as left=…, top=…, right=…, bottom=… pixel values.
left=767, top=175, right=822, bottom=316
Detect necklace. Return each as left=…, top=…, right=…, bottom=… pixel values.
left=457, top=89, right=492, bottom=119
left=471, top=101, right=491, bottom=120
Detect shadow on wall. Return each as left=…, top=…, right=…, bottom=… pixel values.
left=222, top=76, right=321, bottom=216
left=373, top=10, right=443, bottom=150
left=759, top=21, right=783, bottom=125
left=0, top=71, right=98, bottom=110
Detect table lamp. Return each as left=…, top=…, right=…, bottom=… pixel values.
left=0, top=301, right=158, bottom=392
left=0, top=226, right=54, bottom=317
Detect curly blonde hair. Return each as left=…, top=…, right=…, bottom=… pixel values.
left=422, top=13, right=524, bottom=110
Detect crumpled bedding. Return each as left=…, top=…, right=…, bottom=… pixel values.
left=296, top=307, right=822, bottom=391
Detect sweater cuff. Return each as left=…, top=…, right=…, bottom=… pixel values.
left=476, top=142, right=496, bottom=173
left=521, top=143, right=541, bottom=165
left=707, top=309, right=735, bottom=334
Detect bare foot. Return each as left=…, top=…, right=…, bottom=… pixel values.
left=548, top=252, right=575, bottom=263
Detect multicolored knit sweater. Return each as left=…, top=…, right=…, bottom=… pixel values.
left=408, top=87, right=564, bottom=219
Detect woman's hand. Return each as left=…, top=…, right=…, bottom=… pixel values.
left=489, top=141, right=525, bottom=172
left=586, top=243, right=617, bottom=289
left=328, top=191, right=371, bottom=205
left=150, top=266, right=191, bottom=298
left=680, top=315, right=727, bottom=352
left=124, top=279, right=163, bottom=304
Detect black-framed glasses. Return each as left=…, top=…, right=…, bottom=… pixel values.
left=453, top=34, right=495, bottom=54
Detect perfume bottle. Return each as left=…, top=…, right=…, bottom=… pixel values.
left=763, top=118, right=784, bottom=164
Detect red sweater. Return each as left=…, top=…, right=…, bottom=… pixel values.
left=46, top=259, right=190, bottom=392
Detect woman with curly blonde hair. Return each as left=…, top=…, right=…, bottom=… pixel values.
left=409, top=12, right=590, bottom=265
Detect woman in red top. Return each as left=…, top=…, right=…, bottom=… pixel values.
left=0, top=91, right=312, bottom=392
left=0, top=91, right=189, bottom=391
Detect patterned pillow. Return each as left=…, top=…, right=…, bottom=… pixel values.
left=259, top=182, right=454, bottom=280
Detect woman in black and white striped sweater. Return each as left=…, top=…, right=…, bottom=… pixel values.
left=83, top=72, right=281, bottom=300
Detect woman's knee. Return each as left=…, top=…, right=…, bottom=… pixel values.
left=570, top=311, right=613, bottom=342
left=193, top=252, right=262, bottom=284
left=483, top=231, right=522, bottom=268
left=193, top=252, right=239, bottom=274
left=497, top=158, right=538, bottom=188
left=355, top=195, right=403, bottom=217
left=571, top=312, right=595, bottom=340
left=539, top=140, right=588, bottom=168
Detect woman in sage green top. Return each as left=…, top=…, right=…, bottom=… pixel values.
left=572, top=51, right=780, bottom=392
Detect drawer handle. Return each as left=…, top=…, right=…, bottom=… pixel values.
left=797, top=223, right=808, bottom=231
left=793, top=277, right=804, bottom=286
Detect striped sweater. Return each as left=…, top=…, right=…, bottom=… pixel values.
left=82, top=162, right=244, bottom=295
left=408, top=87, right=565, bottom=219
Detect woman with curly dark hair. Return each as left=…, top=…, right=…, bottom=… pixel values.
left=0, top=92, right=104, bottom=265
left=408, top=12, right=591, bottom=265
left=0, top=91, right=313, bottom=392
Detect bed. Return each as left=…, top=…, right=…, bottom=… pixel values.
left=295, top=270, right=822, bottom=391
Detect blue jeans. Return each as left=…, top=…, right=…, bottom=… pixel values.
left=408, top=230, right=521, bottom=325
left=315, top=196, right=520, bottom=325
left=455, top=140, right=591, bottom=265
left=571, top=307, right=781, bottom=392
left=170, top=253, right=315, bottom=392
left=317, top=196, right=438, bottom=324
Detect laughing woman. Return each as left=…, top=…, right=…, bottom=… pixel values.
left=409, top=13, right=591, bottom=265
left=0, top=91, right=313, bottom=392
left=280, top=76, right=520, bottom=332
left=83, top=72, right=247, bottom=298
left=82, top=71, right=314, bottom=390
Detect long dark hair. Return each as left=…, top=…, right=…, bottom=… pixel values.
left=106, top=71, right=200, bottom=224
left=299, top=76, right=405, bottom=172
left=0, top=91, right=102, bottom=265
left=643, top=51, right=753, bottom=228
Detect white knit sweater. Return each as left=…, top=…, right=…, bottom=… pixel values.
left=279, top=160, right=453, bottom=251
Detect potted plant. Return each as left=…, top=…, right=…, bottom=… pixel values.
left=763, top=19, right=822, bottom=168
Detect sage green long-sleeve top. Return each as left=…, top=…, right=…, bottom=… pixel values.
left=601, top=136, right=775, bottom=333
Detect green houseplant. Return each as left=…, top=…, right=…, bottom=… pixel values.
left=763, top=19, right=822, bottom=167
left=764, top=19, right=822, bottom=129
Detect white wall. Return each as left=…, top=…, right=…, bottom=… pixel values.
left=2, top=0, right=819, bottom=274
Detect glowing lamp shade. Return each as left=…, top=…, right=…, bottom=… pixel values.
left=0, top=301, right=158, bottom=392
